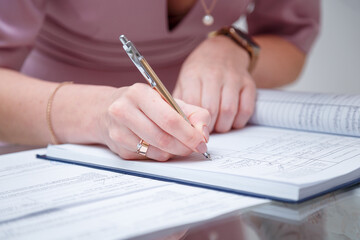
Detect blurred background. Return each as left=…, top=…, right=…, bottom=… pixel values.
left=284, top=0, right=360, bottom=94
left=237, top=0, right=360, bottom=94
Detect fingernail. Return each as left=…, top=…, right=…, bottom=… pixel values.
left=196, top=142, right=207, bottom=153
left=203, top=125, right=209, bottom=143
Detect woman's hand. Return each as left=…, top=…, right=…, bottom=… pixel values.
left=97, top=83, right=210, bottom=161
left=173, top=35, right=256, bottom=133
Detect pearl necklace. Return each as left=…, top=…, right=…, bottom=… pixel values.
left=200, top=0, right=218, bottom=26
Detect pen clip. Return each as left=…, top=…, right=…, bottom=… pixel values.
left=119, top=35, right=157, bottom=88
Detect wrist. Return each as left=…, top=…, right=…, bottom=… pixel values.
left=209, top=26, right=260, bottom=73
left=90, top=86, right=120, bottom=145
left=207, top=34, right=251, bottom=71
left=52, top=84, right=117, bottom=145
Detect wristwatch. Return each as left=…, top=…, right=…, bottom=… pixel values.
left=209, top=26, right=260, bottom=73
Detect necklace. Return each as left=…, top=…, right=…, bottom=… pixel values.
left=200, top=0, right=218, bottom=26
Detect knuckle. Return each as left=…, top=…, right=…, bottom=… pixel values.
left=108, top=101, right=125, bottom=118
left=220, top=104, right=237, bottom=118
left=182, top=94, right=199, bottom=105
left=131, top=83, right=145, bottom=91
left=178, top=148, right=193, bottom=156
left=108, top=102, right=120, bottom=118
left=201, top=107, right=211, bottom=117
left=108, top=101, right=132, bottom=122
left=241, top=105, right=254, bottom=118
left=156, top=152, right=172, bottom=162
left=161, top=114, right=180, bottom=129
left=124, top=86, right=136, bottom=98
left=244, top=78, right=256, bottom=91
left=204, top=110, right=212, bottom=126
left=215, top=125, right=224, bottom=133
left=125, top=83, right=145, bottom=99
left=184, top=131, right=199, bottom=147
left=196, top=108, right=211, bottom=126
left=214, top=121, right=231, bottom=133
left=233, top=122, right=244, bottom=129
left=121, top=151, right=135, bottom=160
left=109, top=130, right=123, bottom=143
left=155, top=133, right=173, bottom=150
left=205, top=105, right=218, bottom=118
left=233, top=120, right=246, bottom=129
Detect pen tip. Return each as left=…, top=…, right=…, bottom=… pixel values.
left=203, top=152, right=211, bottom=160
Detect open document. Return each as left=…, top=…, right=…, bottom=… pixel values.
left=0, top=150, right=267, bottom=239
left=42, top=90, right=360, bottom=202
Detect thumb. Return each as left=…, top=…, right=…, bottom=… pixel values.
left=176, top=99, right=211, bottom=143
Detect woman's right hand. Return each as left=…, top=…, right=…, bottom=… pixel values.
left=97, top=83, right=210, bottom=161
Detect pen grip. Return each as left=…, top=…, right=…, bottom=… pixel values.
left=140, top=59, right=191, bottom=124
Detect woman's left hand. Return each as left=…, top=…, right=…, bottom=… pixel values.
left=173, top=35, right=256, bottom=133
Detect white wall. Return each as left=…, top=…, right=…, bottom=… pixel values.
left=236, top=0, right=360, bottom=94
left=284, top=0, right=360, bottom=94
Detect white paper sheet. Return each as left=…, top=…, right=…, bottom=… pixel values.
left=0, top=184, right=266, bottom=240
left=171, top=126, right=360, bottom=184
left=0, top=149, right=169, bottom=222
left=46, top=124, right=360, bottom=201
left=251, top=89, right=360, bottom=137
left=0, top=149, right=268, bottom=239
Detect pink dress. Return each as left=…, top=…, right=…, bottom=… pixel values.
left=0, top=0, right=319, bottom=91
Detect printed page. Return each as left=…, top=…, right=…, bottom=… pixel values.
left=0, top=184, right=266, bottom=240
left=0, top=149, right=170, bottom=222
left=0, top=150, right=267, bottom=239
left=250, top=89, right=360, bottom=137
left=47, top=125, right=360, bottom=191
left=171, top=126, right=360, bottom=184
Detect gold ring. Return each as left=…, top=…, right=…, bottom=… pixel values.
left=136, top=139, right=149, bottom=156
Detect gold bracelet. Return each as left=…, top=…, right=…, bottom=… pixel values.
left=46, top=81, right=73, bottom=144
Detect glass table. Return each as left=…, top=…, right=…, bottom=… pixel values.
left=181, top=185, right=360, bottom=240
left=1, top=144, right=359, bottom=240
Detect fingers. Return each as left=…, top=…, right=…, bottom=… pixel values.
left=138, top=87, right=208, bottom=154
left=176, top=99, right=211, bottom=142
left=214, top=78, right=240, bottom=132
left=200, top=74, right=222, bottom=132
left=176, top=70, right=220, bottom=132
left=107, top=127, right=174, bottom=162
left=176, top=71, right=202, bottom=106
left=233, top=80, right=256, bottom=129
left=172, top=82, right=182, bottom=99
left=124, top=107, right=193, bottom=157
left=202, top=73, right=256, bottom=132
left=106, top=83, right=209, bottom=161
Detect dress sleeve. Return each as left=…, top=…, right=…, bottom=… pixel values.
left=0, top=0, right=47, bottom=70
left=247, top=0, right=320, bottom=53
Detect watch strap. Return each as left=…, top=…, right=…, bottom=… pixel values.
left=209, top=26, right=260, bottom=73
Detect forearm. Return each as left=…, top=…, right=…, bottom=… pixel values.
left=0, top=68, right=115, bottom=145
left=252, top=35, right=306, bottom=88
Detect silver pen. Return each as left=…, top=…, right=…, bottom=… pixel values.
left=119, top=35, right=211, bottom=159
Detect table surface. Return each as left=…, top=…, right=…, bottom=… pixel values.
left=1, top=145, right=359, bottom=240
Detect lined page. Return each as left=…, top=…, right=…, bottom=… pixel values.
left=250, top=89, right=360, bottom=137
